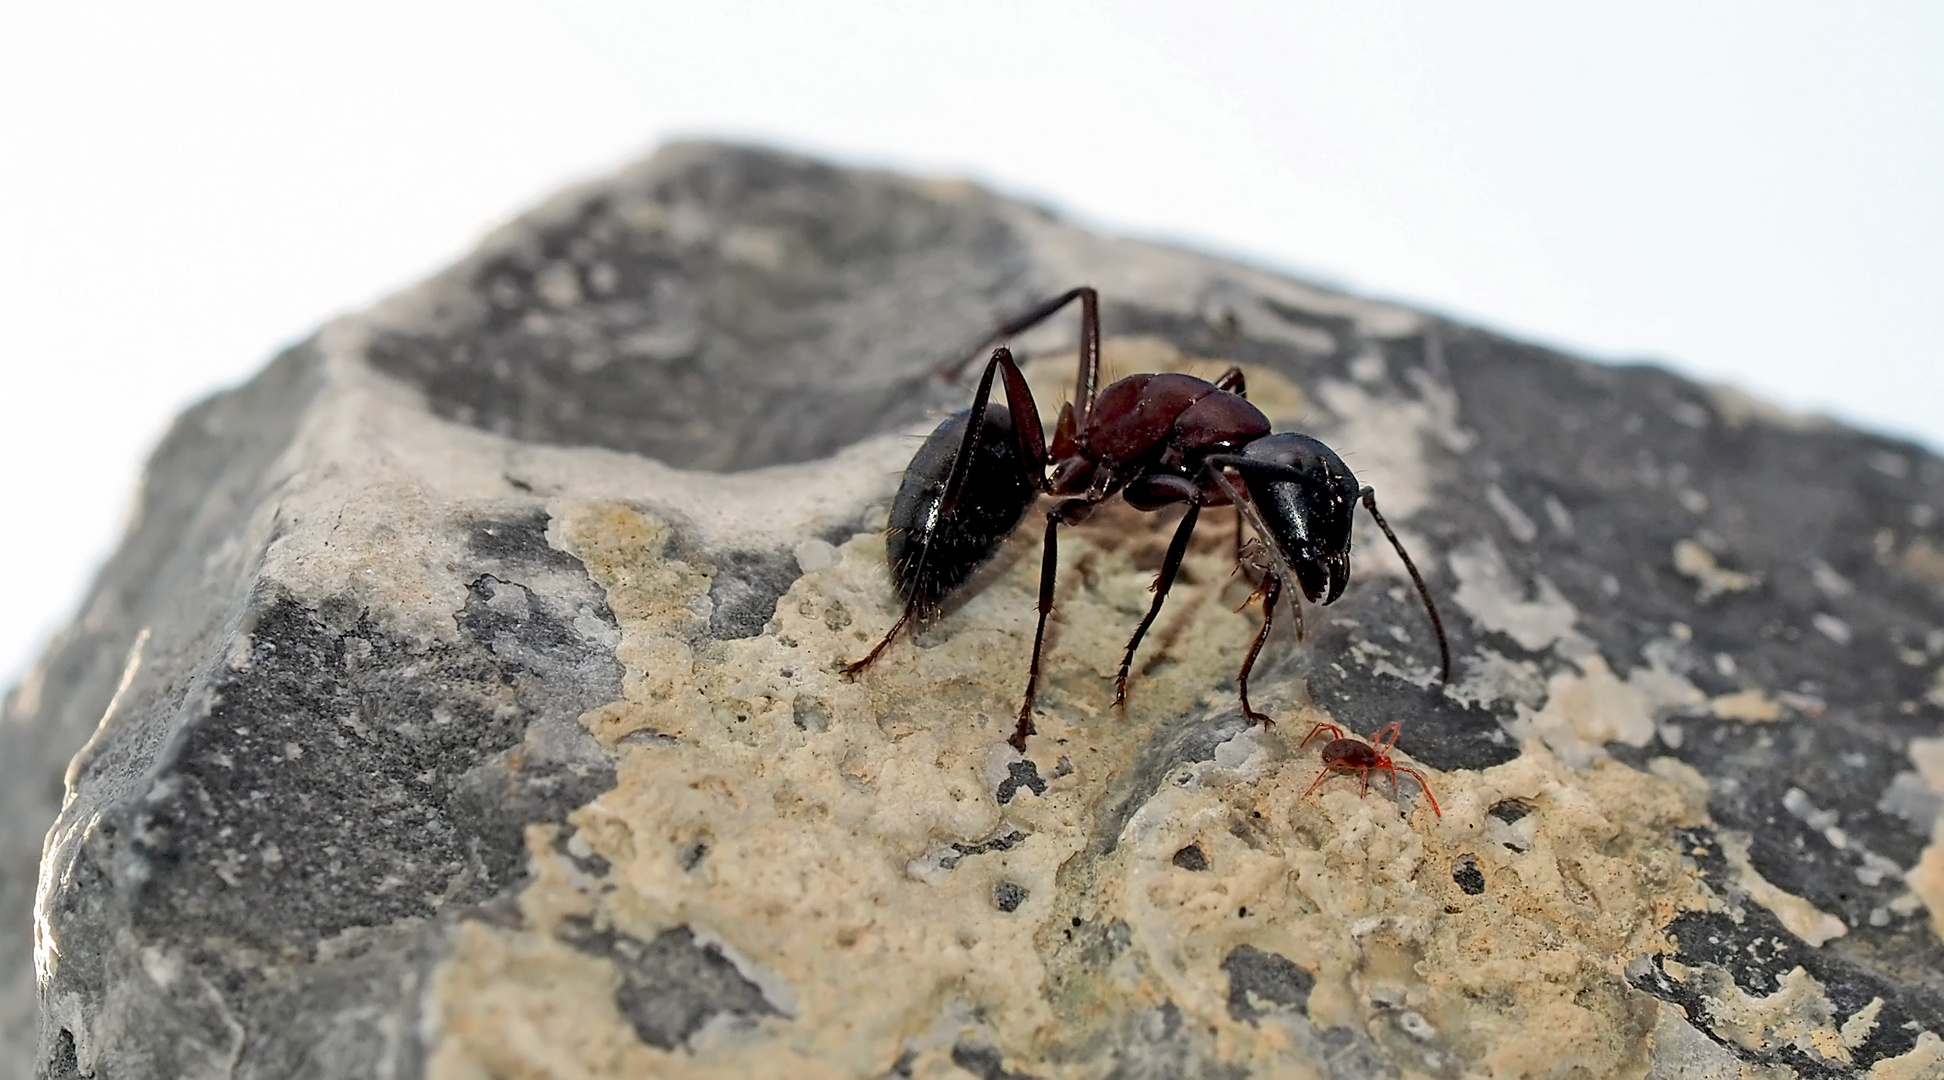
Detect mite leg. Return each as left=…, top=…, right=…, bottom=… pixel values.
left=1115, top=495, right=1204, bottom=706
left=1360, top=487, right=1451, bottom=683
left=1392, top=764, right=1442, bottom=818
left=1298, top=721, right=1344, bottom=748
left=1236, top=574, right=1282, bottom=725
left=1302, top=764, right=1340, bottom=800
left=1369, top=721, right=1402, bottom=754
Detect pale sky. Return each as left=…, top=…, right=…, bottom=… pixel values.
left=2, top=1, right=1940, bottom=688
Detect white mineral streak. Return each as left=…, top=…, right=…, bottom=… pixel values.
left=1447, top=538, right=1580, bottom=652
left=1647, top=1001, right=1787, bottom=1080
left=1673, top=539, right=1761, bottom=603
left=1709, top=690, right=1785, bottom=724
left=1904, top=736, right=1944, bottom=944
left=1692, top=964, right=1854, bottom=1066
left=1514, top=653, right=1705, bottom=768
left=1871, top=1031, right=1944, bottom=1080
left=1717, top=831, right=1849, bottom=948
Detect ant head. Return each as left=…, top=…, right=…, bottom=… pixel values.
left=1228, top=433, right=1361, bottom=604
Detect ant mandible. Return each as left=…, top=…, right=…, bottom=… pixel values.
left=844, top=287, right=1450, bottom=751
left=1299, top=721, right=1442, bottom=818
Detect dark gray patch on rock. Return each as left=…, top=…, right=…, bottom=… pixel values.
left=707, top=548, right=801, bottom=639
left=466, top=510, right=580, bottom=572
left=1102, top=1002, right=1249, bottom=1080
left=364, top=143, right=1040, bottom=471
left=1629, top=827, right=1936, bottom=1075
left=994, top=759, right=1046, bottom=804
left=1451, top=855, right=1485, bottom=895
left=557, top=918, right=784, bottom=1050
left=1221, top=945, right=1316, bottom=1023
left=1315, top=1025, right=1399, bottom=1080
left=1171, top=843, right=1208, bottom=872
left=993, top=880, right=1028, bottom=913
left=951, top=1042, right=1044, bottom=1080
left=1487, top=799, right=1531, bottom=823
left=1093, top=712, right=1248, bottom=856
left=939, top=830, right=1026, bottom=872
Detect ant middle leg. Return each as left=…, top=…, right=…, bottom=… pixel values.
left=1014, top=497, right=1098, bottom=750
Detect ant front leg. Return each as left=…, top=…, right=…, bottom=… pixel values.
left=1114, top=477, right=1205, bottom=706
left=1236, top=574, right=1281, bottom=725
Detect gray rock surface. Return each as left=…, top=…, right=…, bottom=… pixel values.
left=5, top=142, right=1944, bottom=1078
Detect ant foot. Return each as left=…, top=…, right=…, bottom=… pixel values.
left=1009, top=712, right=1036, bottom=752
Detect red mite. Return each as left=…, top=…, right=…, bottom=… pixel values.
left=1299, top=721, right=1441, bottom=818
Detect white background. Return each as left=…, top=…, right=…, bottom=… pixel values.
left=2, top=2, right=1940, bottom=689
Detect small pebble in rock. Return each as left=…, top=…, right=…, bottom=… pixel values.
left=1172, top=844, right=1209, bottom=871
left=993, top=881, right=1028, bottom=913
left=1452, top=855, right=1486, bottom=895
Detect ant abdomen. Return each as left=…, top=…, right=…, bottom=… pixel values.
left=887, top=403, right=1039, bottom=617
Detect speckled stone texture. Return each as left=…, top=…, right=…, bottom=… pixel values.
left=5, top=142, right=1944, bottom=1080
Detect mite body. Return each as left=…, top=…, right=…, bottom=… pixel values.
left=1300, top=721, right=1442, bottom=818
left=847, top=287, right=1450, bottom=750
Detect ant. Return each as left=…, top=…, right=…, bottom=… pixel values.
left=844, top=286, right=1450, bottom=751
left=1299, top=721, right=1442, bottom=818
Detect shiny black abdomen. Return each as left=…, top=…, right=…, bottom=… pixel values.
left=887, top=405, right=1040, bottom=617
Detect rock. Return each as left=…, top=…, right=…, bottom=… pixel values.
left=4, top=141, right=1943, bottom=1079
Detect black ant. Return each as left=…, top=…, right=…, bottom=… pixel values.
left=845, top=287, right=1449, bottom=751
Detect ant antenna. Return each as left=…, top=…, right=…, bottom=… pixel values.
left=1358, top=487, right=1450, bottom=683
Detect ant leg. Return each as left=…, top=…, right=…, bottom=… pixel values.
left=1213, top=366, right=1247, bottom=395
left=1014, top=510, right=1062, bottom=750
left=1359, top=487, right=1451, bottom=684
left=941, top=287, right=1102, bottom=429
left=847, top=346, right=1048, bottom=678
left=1391, top=764, right=1442, bottom=818
left=1237, top=574, right=1282, bottom=725
left=1115, top=494, right=1204, bottom=705
left=842, top=608, right=912, bottom=679
left=1012, top=497, right=1096, bottom=750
